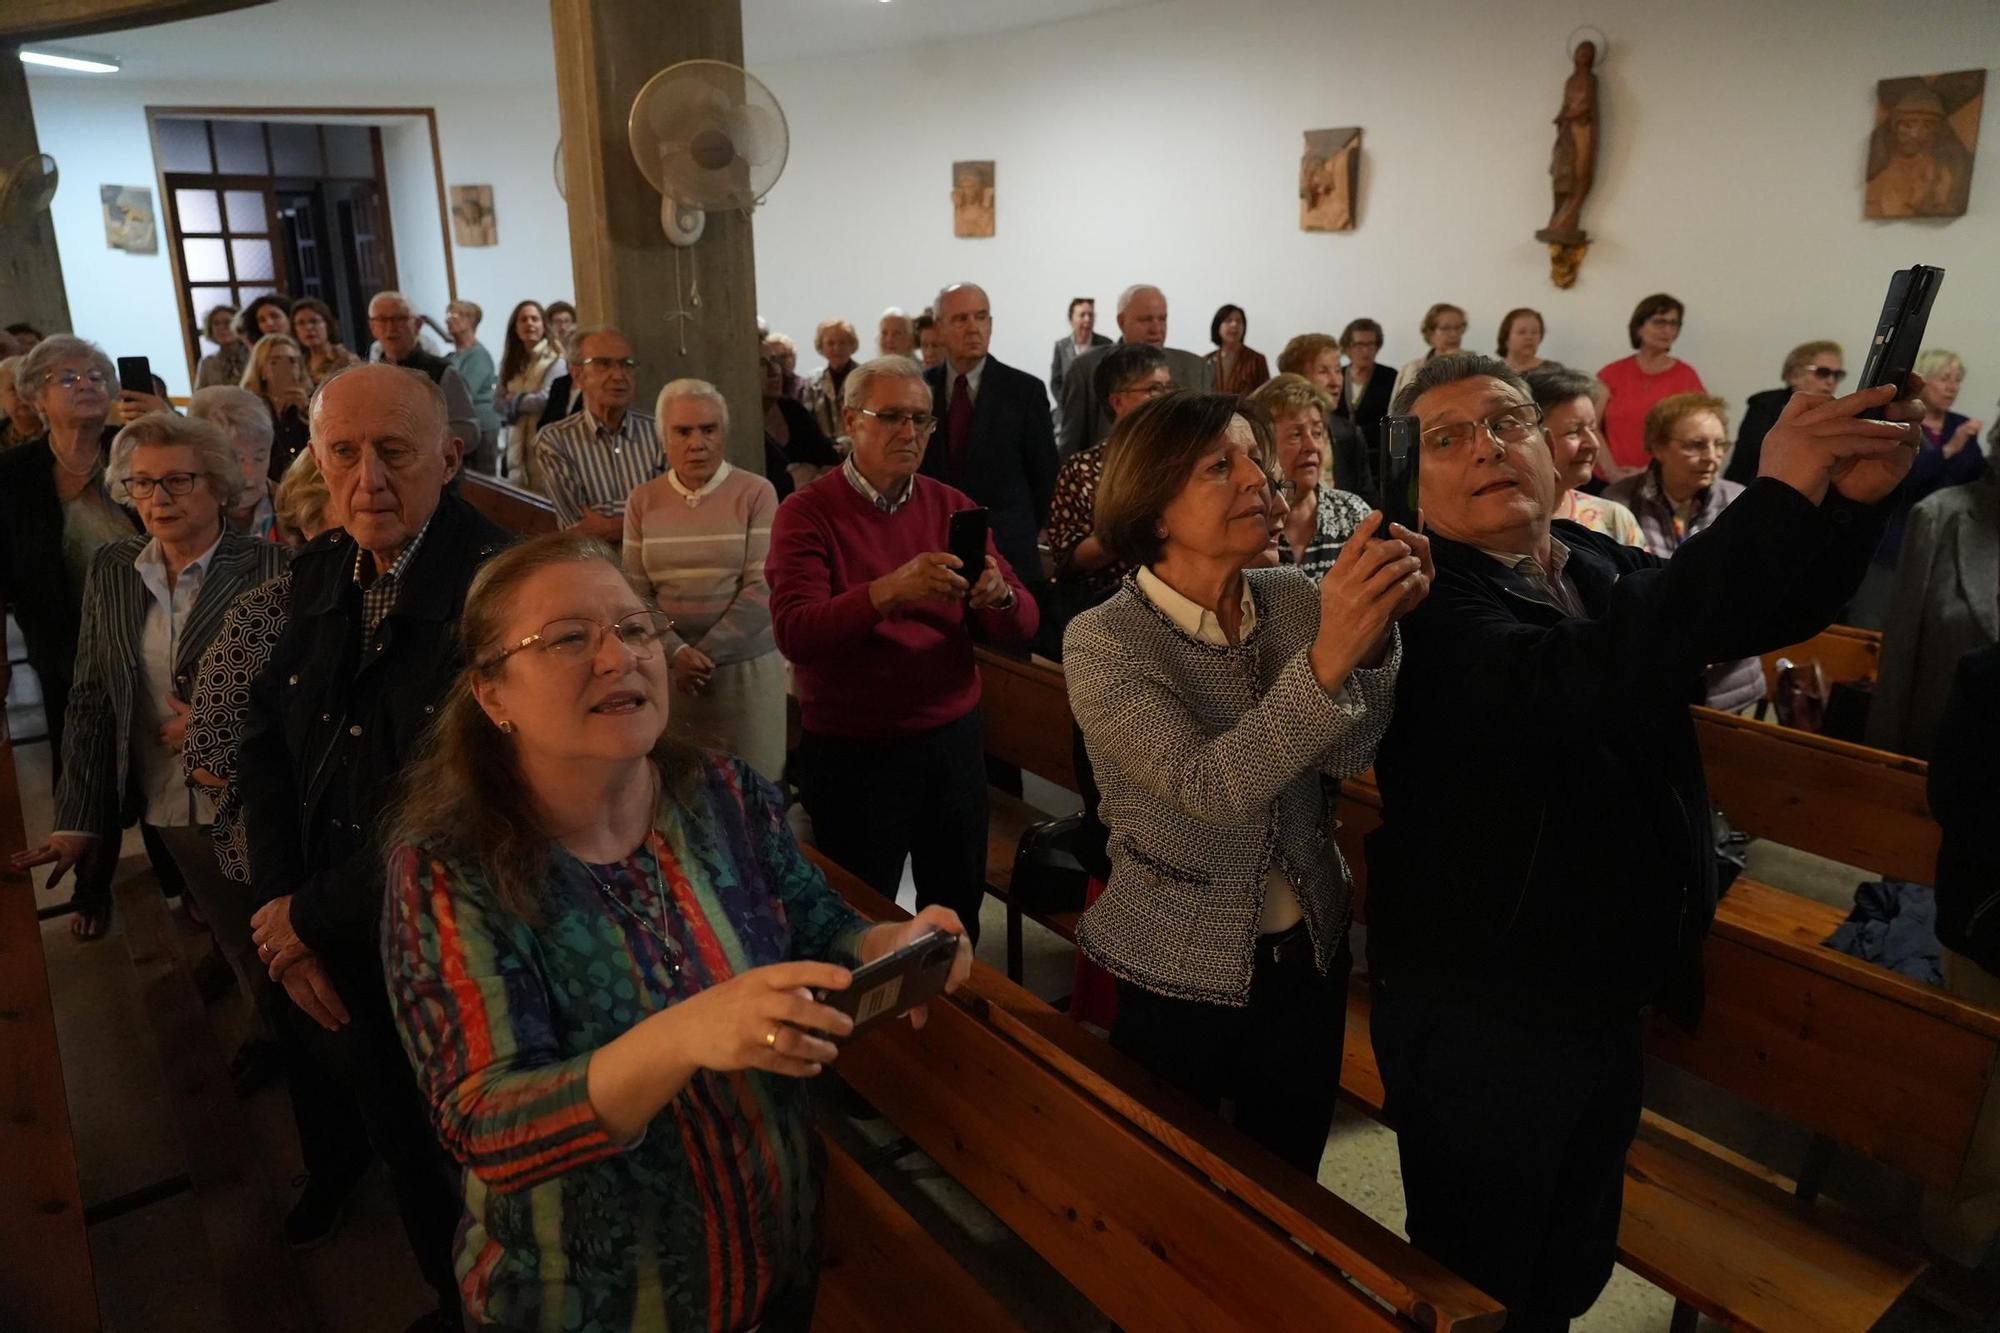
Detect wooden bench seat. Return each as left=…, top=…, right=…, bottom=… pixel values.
left=1759, top=624, right=1881, bottom=698
left=1336, top=975, right=1927, bottom=1333
left=808, top=846, right=1507, bottom=1332
left=813, top=1133, right=1026, bottom=1333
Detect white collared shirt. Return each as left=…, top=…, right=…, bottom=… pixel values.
left=945, top=355, right=988, bottom=404
left=666, top=460, right=734, bottom=507
left=1133, top=565, right=1301, bottom=935
left=135, top=533, right=223, bottom=828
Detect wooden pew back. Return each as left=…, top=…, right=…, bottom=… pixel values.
left=808, top=847, right=1505, bottom=1333
left=1758, top=625, right=1881, bottom=698
left=975, top=651, right=1076, bottom=791
left=460, top=472, right=561, bottom=537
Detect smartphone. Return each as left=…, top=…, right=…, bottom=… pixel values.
left=1857, top=264, right=1944, bottom=394
left=946, top=507, right=989, bottom=588
left=814, top=929, right=959, bottom=1037
left=1377, top=415, right=1421, bottom=536
left=116, top=355, right=153, bottom=397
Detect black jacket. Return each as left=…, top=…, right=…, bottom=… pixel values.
left=1931, top=643, right=2000, bottom=974
left=1725, top=386, right=1791, bottom=484
left=1339, top=366, right=1396, bottom=447
left=239, top=491, right=511, bottom=972
left=0, top=431, right=131, bottom=762
left=1366, top=480, right=1889, bottom=1026
left=922, top=356, right=1059, bottom=583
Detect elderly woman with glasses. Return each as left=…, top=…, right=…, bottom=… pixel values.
left=1247, top=374, right=1373, bottom=583
left=1063, top=389, right=1428, bottom=1174
left=0, top=335, right=139, bottom=786
left=1724, top=340, right=1845, bottom=484
left=11, top=413, right=289, bottom=940
left=381, top=532, right=970, bottom=1333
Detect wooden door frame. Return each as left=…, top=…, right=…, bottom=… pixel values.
left=145, top=105, right=455, bottom=380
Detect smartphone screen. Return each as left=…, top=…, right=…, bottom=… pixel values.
left=1378, top=415, right=1421, bottom=536
left=947, top=507, right=989, bottom=588
left=116, top=355, right=153, bottom=397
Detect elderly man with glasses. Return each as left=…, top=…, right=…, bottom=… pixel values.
left=365, top=290, right=482, bottom=470
left=237, top=363, right=511, bottom=1332
left=1363, top=351, right=1924, bottom=1331
left=767, top=356, right=1038, bottom=939
left=533, top=326, right=662, bottom=543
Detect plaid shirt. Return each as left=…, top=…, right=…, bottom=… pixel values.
left=354, top=515, right=434, bottom=647
left=842, top=456, right=914, bottom=514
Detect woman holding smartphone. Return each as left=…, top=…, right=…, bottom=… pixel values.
left=1063, top=391, right=1429, bottom=1174
left=382, top=533, right=969, bottom=1333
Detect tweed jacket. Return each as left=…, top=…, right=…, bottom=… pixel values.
left=1869, top=467, right=1999, bottom=759
left=55, top=531, right=291, bottom=837
left=1063, top=566, right=1400, bottom=1006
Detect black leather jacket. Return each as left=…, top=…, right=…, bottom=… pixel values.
left=239, top=492, right=510, bottom=972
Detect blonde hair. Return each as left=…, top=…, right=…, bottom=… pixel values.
left=1915, top=348, right=1964, bottom=381
left=386, top=533, right=696, bottom=921
left=240, top=332, right=306, bottom=396
left=1247, top=372, right=1334, bottom=422
left=274, top=448, right=331, bottom=542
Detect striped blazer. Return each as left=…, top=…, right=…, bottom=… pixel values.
left=1063, top=566, right=1399, bottom=1006
left=56, top=532, right=291, bottom=837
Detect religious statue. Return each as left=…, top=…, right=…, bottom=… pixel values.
left=1536, top=39, right=1598, bottom=288
left=1300, top=127, right=1361, bottom=232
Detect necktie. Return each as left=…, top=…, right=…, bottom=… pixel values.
left=948, top=373, right=973, bottom=476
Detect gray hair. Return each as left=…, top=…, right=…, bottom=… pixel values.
left=655, top=377, right=730, bottom=433
left=1915, top=348, right=1963, bottom=381
left=879, top=306, right=908, bottom=321
left=368, top=289, right=412, bottom=316
left=1522, top=364, right=1606, bottom=415
left=188, top=385, right=275, bottom=453
left=566, top=324, right=628, bottom=364
left=1391, top=351, right=1528, bottom=417
left=17, top=334, right=116, bottom=404
left=842, top=355, right=926, bottom=410
left=308, top=362, right=451, bottom=446
left=108, top=410, right=244, bottom=508
left=1116, top=284, right=1163, bottom=316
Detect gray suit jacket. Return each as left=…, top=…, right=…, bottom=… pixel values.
left=1050, top=332, right=1111, bottom=419
left=56, top=532, right=292, bottom=836
left=1063, top=567, right=1399, bottom=1005
left=1869, top=468, right=1999, bottom=759
left=1059, top=341, right=1213, bottom=456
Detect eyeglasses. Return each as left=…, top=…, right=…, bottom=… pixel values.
left=1667, top=436, right=1727, bottom=458
left=577, top=356, right=637, bottom=370
left=1644, top=315, right=1683, bottom=329
left=1112, top=380, right=1175, bottom=401
left=1807, top=366, right=1848, bottom=384
left=856, top=407, right=938, bottom=436
left=1433, top=322, right=1468, bottom=336
left=480, top=610, right=675, bottom=670
left=56, top=369, right=109, bottom=390
left=1420, top=402, right=1544, bottom=453
left=124, top=471, right=202, bottom=500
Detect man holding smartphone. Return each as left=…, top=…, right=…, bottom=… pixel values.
left=1365, top=351, right=1922, bottom=1331
left=768, top=356, right=1037, bottom=941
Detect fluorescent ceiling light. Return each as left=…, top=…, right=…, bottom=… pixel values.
left=19, top=50, right=121, bottom=74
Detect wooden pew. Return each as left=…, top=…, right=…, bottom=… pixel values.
left=1758, top=624, right=1881, bottom=698
left=807, top=846, right=1507, bottom=1333
left=459, top=471, right=561, bottom=537
left=813, top=1133, right=1026, bottom=1333
left=0, top=739, right=98, bottom=1333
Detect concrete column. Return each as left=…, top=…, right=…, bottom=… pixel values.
left=550, top=0, right=763, bottom=471
left=0, top=48, right=73, bottom=335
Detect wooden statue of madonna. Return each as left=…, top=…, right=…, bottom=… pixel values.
left=1536, top=37, right=1599, bottom=288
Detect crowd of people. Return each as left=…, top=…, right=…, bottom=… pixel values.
left=0, top=270, right=1990, bottom=1332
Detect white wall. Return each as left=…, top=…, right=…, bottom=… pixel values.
left=749, top=0, right=2000, bottom=425
left=25, top=71, right=575, bottom=395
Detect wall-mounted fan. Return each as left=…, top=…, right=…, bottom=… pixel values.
left=628, top=59, right=788, bottom=247
left=0, top=153, right=60, bottom=228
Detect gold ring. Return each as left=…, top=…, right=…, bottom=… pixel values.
left=764, top=1029, right=778, bottom=1048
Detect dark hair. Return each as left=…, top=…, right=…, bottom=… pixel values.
left=1093, top=341, right=1170, bottom=410
left=912, top=312, right=936, bottom=337
left=1419, top=303, right=1466, bottom=341
left=499, top=300, right=548, bottom=386
left=1627, top=293, right=1684, bottom=350
left=6, top=323, right=42, bottom=339
left=1068, top=297, right=1095, bottom=319
left=1339, top=318, right=1383, bottom=351
left=387, top=533, right=699, bottom=922
left=1496, top=307, right=1543, bottom=356
left=237, top=293, right=292, bottom=338
left=1391, top=352, right=1530, bottom=417
left=1095, top=391, right=1249, bottom=568
left=544, top=300, right=576, bottom=323
left=287, top=296, right=345, bottom=346
left=1209, top=304, right=1246, bottom=347
left=1523, top=364, right=1604, bottom=415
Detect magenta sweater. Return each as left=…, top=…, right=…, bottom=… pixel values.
left=768, top=469, right=1038, bottom=740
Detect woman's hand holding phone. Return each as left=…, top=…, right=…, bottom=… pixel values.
left=858, top=906, right=974, bottom=1031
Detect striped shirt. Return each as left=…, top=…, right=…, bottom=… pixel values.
left=383, top=754, right=871, bottom=1333
left=622, top=464, right=779, bottom=664
left=535, top=407, right=666, bottom=528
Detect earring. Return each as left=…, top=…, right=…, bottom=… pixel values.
left=496, top=720, right=514, bottom=734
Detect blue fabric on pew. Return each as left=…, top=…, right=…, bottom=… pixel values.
left=1823, top=880, right=1944, bottom=987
